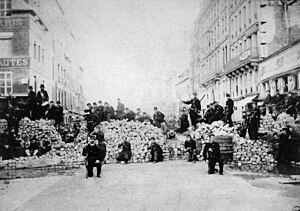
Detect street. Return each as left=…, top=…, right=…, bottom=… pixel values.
left=1, top=161, right=299, bottom=211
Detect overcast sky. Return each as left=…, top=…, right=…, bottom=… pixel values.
left=62, top=0, right=202, bottom=113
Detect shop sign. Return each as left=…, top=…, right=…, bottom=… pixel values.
left=259, top=42, right=300, bottom=82
left=0, top=17, right=29, bottom=30
left=0, top=58, right=30, bottom=68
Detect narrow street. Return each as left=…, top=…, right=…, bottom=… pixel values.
left=1, top=161, right=299, bottom=211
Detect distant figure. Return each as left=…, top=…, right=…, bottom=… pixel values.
left=124, top=108, right=136, bottom=121
left=116, top=98, right=125, bottom=120
left=148, top=137, right=163, bottom=163
left=225, top=94, right=234, bottom=127
left=286, top=92, right=297, bottom=120
left=104, top=102, right=115, bottom=122
left=97, top=100, right=105, bottom=122
left=116, top=137, right=132, bottom=164
left=247, top=103, right=260, bottom=140
left=182, top=92, right=201, bottom=128
left=153, top=107, right=167, bottom=134
left=46, top=101, right=56, bottom=121
left=27, top=86, right=37, bottom=120
left=203, top=133, right=223, bottom=175
left=213, top=101, right=224, bottom=122
left=36, top=84, right=49, bottom=119
left=55, top=101, right=64, bottom=127
left=178, top=108, right=189, bottom=133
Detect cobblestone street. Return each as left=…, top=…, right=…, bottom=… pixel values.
left=1, top=161, right=299, bottom=211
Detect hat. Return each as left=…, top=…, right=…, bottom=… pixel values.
left=40, top=84, right=45, bottom=88
left=29, top=86, right=33, bottom=89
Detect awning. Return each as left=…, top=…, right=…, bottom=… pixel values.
left=234, top=95, right=257, bottom=107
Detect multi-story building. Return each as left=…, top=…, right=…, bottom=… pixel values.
left=175, top=69, right=191, bottom=112
left=190, top=0, right=300, bottom=121
left=0, top=0, right=85, bottom=121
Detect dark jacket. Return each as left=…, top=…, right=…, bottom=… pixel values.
left=153, top=111, right=165, bottom=123
left=248, top=108, right=261, bottom=128
left=36, top=90, right=49, bottom=105
left=225, top=98, right=234, bottom=113
left=183, top=98, right=201, bottom=112
left=27, top=90, right=37, bottom=106
left=148, top=142, right=163, bottom=162
left=125, top=110, right=136, bottom=121
left=56, top=105, right=64, bottom=121
left=91, top=130, right=105, bottom=143
left=46, top=105, right=57, bottom=120
left=97, top=142, right=107, bottom=162
left=185, top=139, right=196, bottom=152
left=82, top=144, right=101, bottom=160
left=118, top=141, right=132, bottom=153
left=214, top=105, right=224, bottom=121
left=203, top=141, right=221, bottom=160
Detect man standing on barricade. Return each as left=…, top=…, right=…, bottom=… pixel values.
left=225, top=94, right=234, bottom=127
left=286, top=92, right=297, bottom=120
left=36, top=84, right=49, bottom=119
left=27, top=86, right=37, bottom=120
left=116, top=98, right=125, bottom=120
left=182, top=92, right=201, bottom=128
left=247, top=103, right=261, bottom=140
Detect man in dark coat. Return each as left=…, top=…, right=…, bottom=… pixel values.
left=225, top=94, right=234, bottom=127
left=104, top=102, right=115, bottom=122
left=90, top=127, right=106, bottom=177
left=82, top=138, right=102, bottom=178
left=116, top=138, right=132, bottom=164
left=36, top=84, right=49, bottom=119
left=124, top=108, right=136, bottom=121
left=148, top=137, right=163, bottom=163
left=178, top=108, right=189, bottom=133
left=204, top=105, right=214, bottom=124
left=247, top=103, right=261, bottom=140
left=286, top=92, right=297, bottom=120
left=46, top=101, right=56, bottom=121
left=203, top=133, right=223, bottom=175
left=273, top=90, right=285, bottom=117
left=182, top=92, right=201, bottom=128
left=116, top=98, right=125, bottom=120
left=184, top=134, right=197, bottom=162
left=153, top=107, right=168, bottom=134
left=213, top=101, right=224, bottom=122
left=97, top=100, right=105, bottom=122
left=27, top=86, right=37, bottom=120
left=55, top=101, right=64, bottom=127
left=263, top=90, right=273, bottom=115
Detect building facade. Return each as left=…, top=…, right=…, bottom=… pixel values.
left=190, top=0, right=300, bottom=121
left=0, top=0, right=85, bottom=120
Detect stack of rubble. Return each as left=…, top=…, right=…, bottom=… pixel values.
left=233, top=135, right=275, bottom=165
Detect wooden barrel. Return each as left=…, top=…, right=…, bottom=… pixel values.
left=213, top=135, right=233, bottom=163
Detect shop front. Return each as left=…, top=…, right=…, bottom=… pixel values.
left=259, top=41, right=300, bottom=97
left=0, top=57, right=30, bottom=96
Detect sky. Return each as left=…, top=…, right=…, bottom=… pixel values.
left=62, top=0, right=202, bottom=113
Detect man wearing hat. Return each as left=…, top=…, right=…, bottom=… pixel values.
left=26, top=86, right=37, bottom=120
left=203, top=133, right=223, bottom=175
left=182, top=92, right=201, bottom=128
left=82, top=137, right=102, bottom=178
left=147, top=137, right=163, bottom=163
left=36, top=84, right=49, bottom=119
left=184, top=134, right=197, bottom=162
left=225, top=94, right=234, bottom=127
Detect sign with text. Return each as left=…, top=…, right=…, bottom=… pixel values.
left=259, top=42, right=300, bottom=82
left=0, top=58, right=30, bottom=68
left=0, top=17, right=29, bottom=30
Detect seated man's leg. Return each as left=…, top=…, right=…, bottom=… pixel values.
left=187, top=151, right=192, bottom=162
left=96, top=163, right=102, bottom=177
left=153, top=151, right=158, bottom=162
left=208, top=158, right=215, bottom=174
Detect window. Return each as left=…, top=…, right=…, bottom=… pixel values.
left=0, top=0, right=11, bottom=17
left=0, top=38, right=12, bottom=57
left=0, top=72, right=12, bottom=95
left=34, top=42, right=37, bottom=59
left=38, top=45, right=41, bottom=62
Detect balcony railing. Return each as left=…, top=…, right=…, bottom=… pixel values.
left=225, top=47, right=259, bottom=72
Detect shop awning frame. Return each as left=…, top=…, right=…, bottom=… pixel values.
left=234, top=95, right=257, bottom=108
